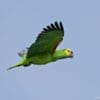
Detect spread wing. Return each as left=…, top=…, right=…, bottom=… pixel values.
left=27, top=21, right=64, bottom=58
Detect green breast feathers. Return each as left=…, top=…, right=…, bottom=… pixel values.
left=8, top=21, right=73, bottom=70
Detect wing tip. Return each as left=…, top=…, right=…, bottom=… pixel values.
left=42, top=21, right=64, bottom=33
left=55, top=21, right=64, bottom=32
left=36, top=21, right=64, bottom=42
left=59, top=21, right=64, bottom=33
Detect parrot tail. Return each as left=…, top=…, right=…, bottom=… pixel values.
left=7, top=63, right=23, bottom=70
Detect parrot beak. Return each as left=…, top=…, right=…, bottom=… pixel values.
left=70, top=51, right=74, bottom=58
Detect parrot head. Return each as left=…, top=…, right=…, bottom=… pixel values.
left=65, top=48, right=73, bottom=58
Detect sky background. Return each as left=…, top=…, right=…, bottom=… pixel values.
left=0, top=0, right=100, bottom=100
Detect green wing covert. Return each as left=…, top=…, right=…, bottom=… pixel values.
left=27, top=21, right=64, bottom=58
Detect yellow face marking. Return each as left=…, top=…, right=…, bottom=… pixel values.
left=65, top=48, right=72, bottom=56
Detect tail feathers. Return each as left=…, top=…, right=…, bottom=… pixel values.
left=7, top=63, right=23, bottom=70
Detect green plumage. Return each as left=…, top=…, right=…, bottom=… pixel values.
left=8, top=21, right=73, bottom=70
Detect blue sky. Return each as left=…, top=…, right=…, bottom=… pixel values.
left=0, top=0, right=100, bottom=100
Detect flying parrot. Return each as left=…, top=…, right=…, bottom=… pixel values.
left=8, top=21, right=73, bottom=70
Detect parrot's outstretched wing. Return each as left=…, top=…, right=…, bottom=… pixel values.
left=27, top=21, right=64, bottom=58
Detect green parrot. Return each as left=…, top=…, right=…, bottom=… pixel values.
left=8, top=21, right=73, bottom=70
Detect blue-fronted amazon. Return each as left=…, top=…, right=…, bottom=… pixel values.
left=8, top=21, right=73, bottom=70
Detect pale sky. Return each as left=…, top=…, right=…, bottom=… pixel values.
left=0, top=0, right=100, bottom=100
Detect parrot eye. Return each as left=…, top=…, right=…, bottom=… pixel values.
left=67, top=49, right=71, bottom=52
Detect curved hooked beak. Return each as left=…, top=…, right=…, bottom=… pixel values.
left=70, top=51, right=74, bottom=58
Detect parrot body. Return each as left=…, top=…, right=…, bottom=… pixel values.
left=8, top=21, right=73, bottom=70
